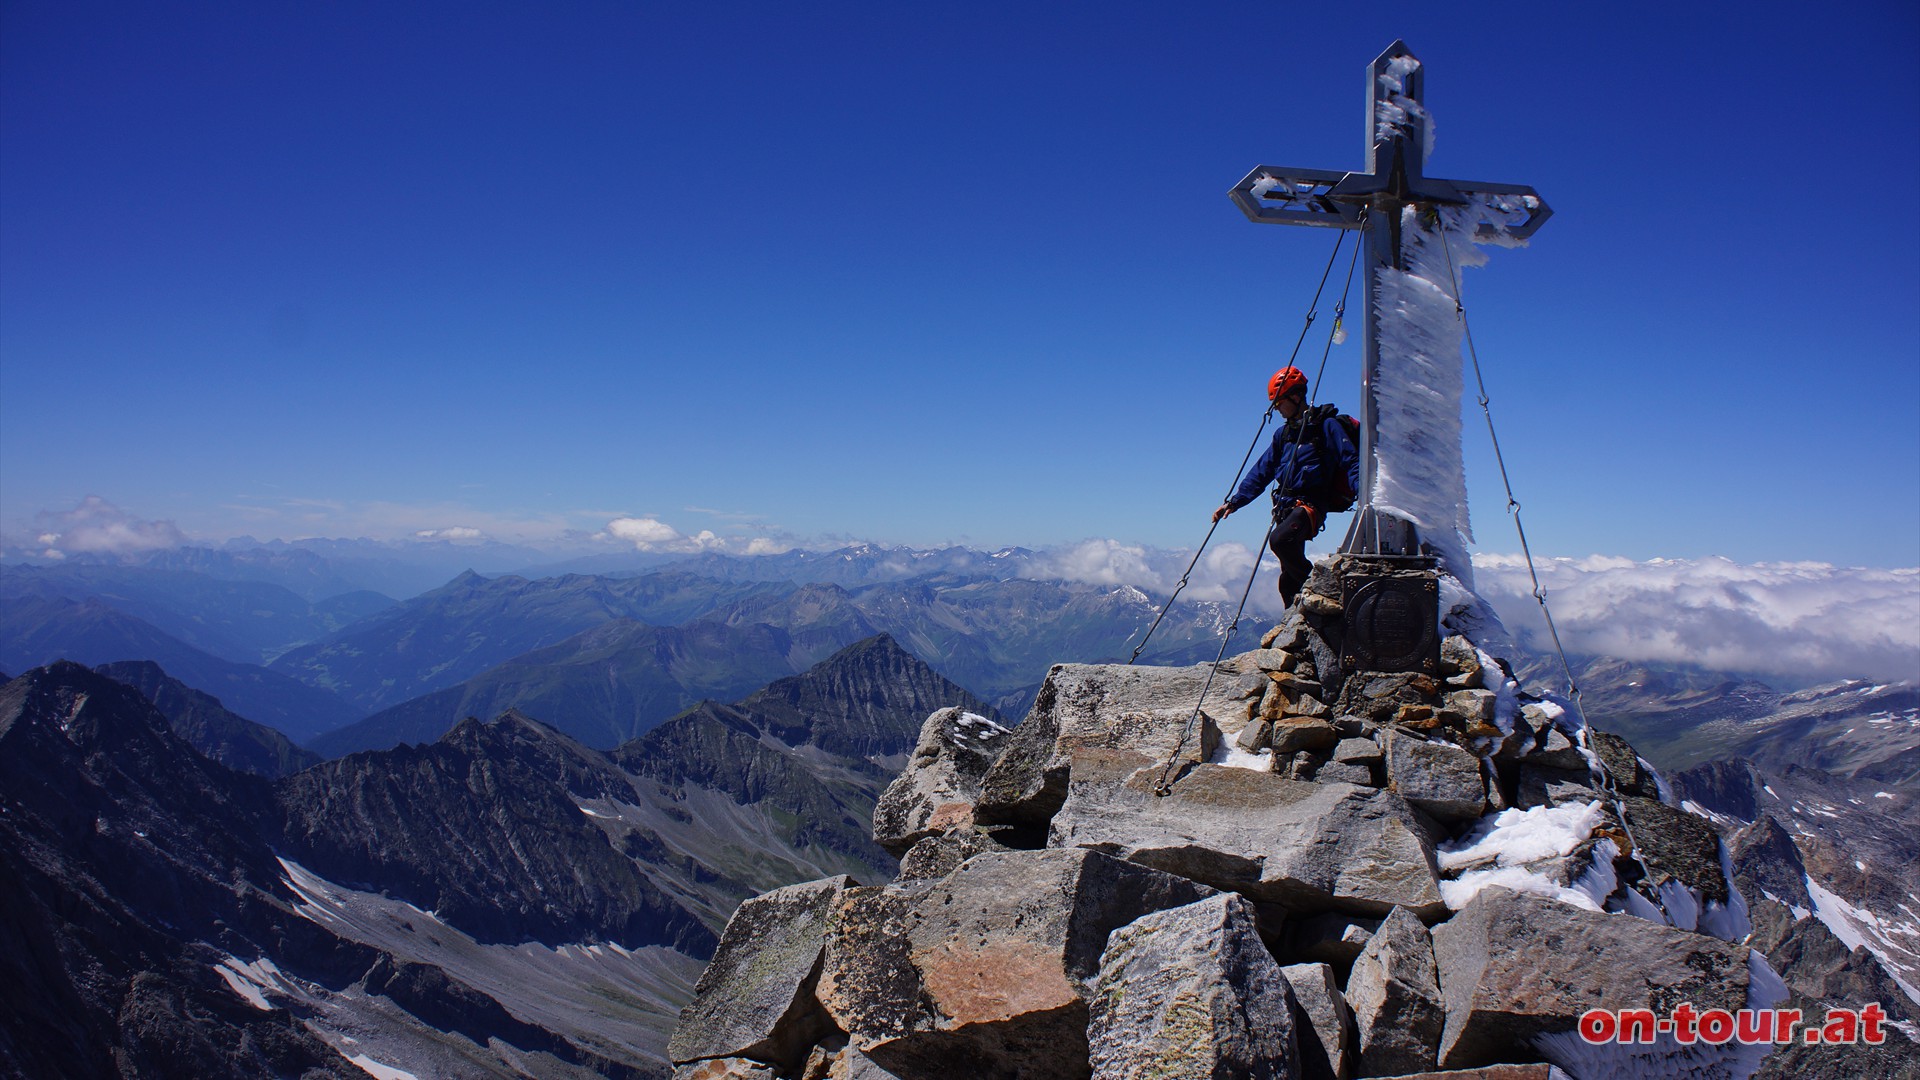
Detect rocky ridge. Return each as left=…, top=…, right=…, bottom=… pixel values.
left=1671, top=757, right=1920, bottom=1079
left=0, top=634, right=989, bottom=1078
left=667, top=556, right=1915, bottom=1079
left=92, top=659, right=321, bottom=777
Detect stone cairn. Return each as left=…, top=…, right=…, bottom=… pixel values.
left=667, top=557, right=1775, bottom=1080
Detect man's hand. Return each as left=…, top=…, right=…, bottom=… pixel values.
left=1211, top=502, right=1235, bottom=524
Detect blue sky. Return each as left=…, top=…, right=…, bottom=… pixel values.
left=3, top=0, right=1916, bottom=568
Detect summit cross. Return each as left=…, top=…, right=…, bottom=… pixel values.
left=1230, top=41, right=1550, bottom=561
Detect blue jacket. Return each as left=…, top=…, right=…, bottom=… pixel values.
left=1229, top=408, right=1362, bottom=514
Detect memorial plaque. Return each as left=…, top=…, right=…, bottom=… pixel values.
left=1341, top=574, right=1439, bottom=674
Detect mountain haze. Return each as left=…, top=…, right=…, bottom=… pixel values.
left=0, top=595, right=359, bottom=743
left=270, top=570, right=793, bottom=715
left=287, top=564, right=1227, bottom=755
left=93, top=660, right=321, bottom=778
left=310, top=616, right=850, bottom=756
left=0, top=561, right=393, bottom=665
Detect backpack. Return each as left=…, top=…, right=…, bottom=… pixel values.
left=1300, top=403, right=1362, bottom=513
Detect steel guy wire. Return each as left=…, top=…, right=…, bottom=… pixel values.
left=1128, top=229, right=1349, bottom=665
left=1436, top=212, right=1669, bottom=921
left=1151, top=534, right=1269, bottom=797
left=1146, top=228, right=1365, bottom=793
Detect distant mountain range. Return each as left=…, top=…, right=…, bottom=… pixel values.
left=0, top=544, right=1228, bottom=753
left=0, top=595, right=360, bottom=743
left=0, top=560, right=394, bottom=664
left=311, top=616, right=827, bottom=757
left=6, top=542, right=1913, bottom=775
left=299, top=571, right=1225, bottom=755
left=0, top=633, right=982, bottom=1078
left=271, top=570, right=796, bottom=716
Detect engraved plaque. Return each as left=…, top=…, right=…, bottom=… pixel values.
left=1341, top=574, right=1439, bottom=674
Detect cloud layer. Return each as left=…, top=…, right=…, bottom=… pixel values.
left=11, top=498, right=1914, bottom=684
left=1027, top=542, right=1918, bottom=683
left=31, top=496, right=186, bottom=557
left=1471, top=554, right=1920, bottom=683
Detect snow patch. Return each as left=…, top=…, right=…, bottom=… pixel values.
left=1438, top=800, right=1606, bottom=872
left=347, top=1055, right=421, bottom=1080
left=1645, top=760, right=1674, bottom=807
left=1436, top=800, right=1608, bottom=911
left=1617, top=887, right=1668, bottom=925
left=1701, top=840, right=1752, bottom=943
left=1654, top=879, right=1700, bottom=933
left=1805, top=875, right=1920, bottom=1006
left=1679, top=799, right=1740, bottom=830
left=1746, top=950, right=1790, bottom=1011
left=1569, top=838, right=1621, bottom=911
left=950, top=712, right=1011, bottom=747
left=1475, top=644, right=1521, bottom=733
left=1210, top=740, right=1273, bottom=772
left=213, top=961, right=273, bottom=1011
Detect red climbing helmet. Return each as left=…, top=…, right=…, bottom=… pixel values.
left=1268, top=366, right=1308, bottom=404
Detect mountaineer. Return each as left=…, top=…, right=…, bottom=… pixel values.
left=1210, top=366, right=1362, bottom=609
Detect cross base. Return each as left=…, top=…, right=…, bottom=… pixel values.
left=1340, top=505, right=1422, bottom=558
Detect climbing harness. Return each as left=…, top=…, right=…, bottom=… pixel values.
left=1435, top=215, right=1673, bottom=921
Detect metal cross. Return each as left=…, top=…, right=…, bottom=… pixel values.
left=1229, top=41, right=1549, bottom=560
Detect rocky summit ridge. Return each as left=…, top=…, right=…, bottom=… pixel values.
left=666, top=556, right=1915, bottom=1079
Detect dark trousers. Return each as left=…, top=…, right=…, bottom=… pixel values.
left=1267, top=506, right=1318, bottom=608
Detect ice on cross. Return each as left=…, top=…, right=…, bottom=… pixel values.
left=1230, top=41, right=1548, bottom=595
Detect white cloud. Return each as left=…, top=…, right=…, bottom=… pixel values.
left=33, top=496, right=187, bottom=555
left=413, top=526, right=486, bottom=542
left=605, top=517, right=683, bottom=547
left=1022, top=538, right=1286, bottom=613
left=1029, top=538, right=1157, bottom=587
left=1473, top=554, right=1920, bottom=683
left=601, top=517, right=767, bottom=555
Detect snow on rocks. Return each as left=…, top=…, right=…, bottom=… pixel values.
left=1435, top=800, right=1610, bottom=911
left=871, top=707, right=1013, bottom=855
